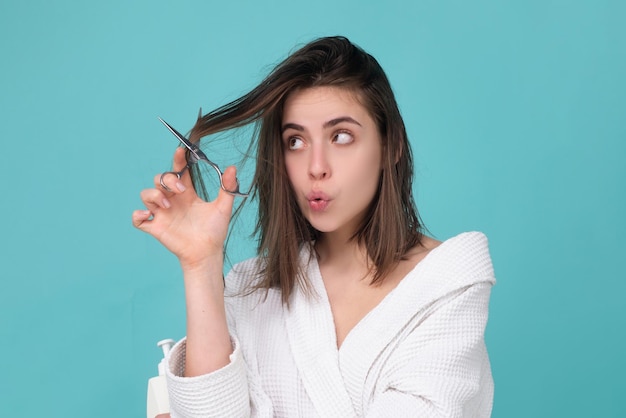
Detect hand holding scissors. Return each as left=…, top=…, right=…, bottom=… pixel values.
left=132, top=118, right=245, bottom=266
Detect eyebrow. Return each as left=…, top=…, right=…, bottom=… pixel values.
left=281, top=116, right=362, bottom=133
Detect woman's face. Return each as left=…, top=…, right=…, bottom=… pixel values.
left=282, top=86, right=382, bottom=239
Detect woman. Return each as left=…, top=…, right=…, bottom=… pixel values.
left=133, top=36, right=495, bottom=417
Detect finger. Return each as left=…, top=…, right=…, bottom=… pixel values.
left=155, top=148, right=195, bottom=194
left=132, top=209, right=153, bottom=230
left=154, top=171, right=186, bottom=195
left=172, top=147, right=189, bottom=172
left=140, top=188, right=172, bottom=211
left=172, top=147, right=195, bottom=189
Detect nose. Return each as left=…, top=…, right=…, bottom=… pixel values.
left=308, top=143, right=331, bottom=180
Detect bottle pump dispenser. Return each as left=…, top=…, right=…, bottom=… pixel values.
left=147, top=339, right=174, bottom=418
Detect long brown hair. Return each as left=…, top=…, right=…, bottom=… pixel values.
left=189, top=36, right=424, bottom=304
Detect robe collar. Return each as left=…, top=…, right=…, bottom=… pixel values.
left=283, top=232, right=494, bottom=416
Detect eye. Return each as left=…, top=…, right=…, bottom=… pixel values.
left=287, top=136, right=305, bottom=150
left=333, top=131, right=354, bottom=145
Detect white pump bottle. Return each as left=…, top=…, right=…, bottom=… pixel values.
left=147, top=339, right=175, bottom=418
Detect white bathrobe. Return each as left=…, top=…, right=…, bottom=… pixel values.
left=166, top=232, right=496, bottom=417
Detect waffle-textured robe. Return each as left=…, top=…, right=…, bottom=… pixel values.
left=166, top=232, right=496, bottom=417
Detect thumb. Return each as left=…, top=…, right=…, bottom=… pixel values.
left=215, top=165, right=238, bottom=213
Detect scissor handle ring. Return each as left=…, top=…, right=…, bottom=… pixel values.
left=160, top=165, right=248, bottom=197
left=159, top=170, right=184, bottom=192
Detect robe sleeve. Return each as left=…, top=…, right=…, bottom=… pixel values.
left=365, top=281, right=494, bottom=418
left=162, top=257, right=277, bottom=418
left=163, top=292, right=276, bottom=418
left=164, top=336, right=251, bottom=418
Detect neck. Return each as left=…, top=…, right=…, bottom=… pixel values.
left=314, top=231, right=371, bottom=276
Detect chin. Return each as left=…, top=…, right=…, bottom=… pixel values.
left=308, top=222, right=335, bottom=234
left=304, top=217, right=337, bottom=234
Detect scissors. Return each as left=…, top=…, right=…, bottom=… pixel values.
left=158, top=117, right=249, bottom=197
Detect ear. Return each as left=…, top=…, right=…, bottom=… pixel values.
left=382, top=137, right=402, bottom=167
left=380, top=138, right=404, bottom=170
left=393, top=140, right=403, bottom=165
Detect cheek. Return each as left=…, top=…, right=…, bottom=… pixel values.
left=283, top=156, right=303, bottom=190
left=283, top=157, right=296, bottom=181
left=352, top=148, right=382, bottom=183
left=359, top=152, right=383, bottom=199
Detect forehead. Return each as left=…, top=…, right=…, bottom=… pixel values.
left=282, top=86, right=373, bottom=124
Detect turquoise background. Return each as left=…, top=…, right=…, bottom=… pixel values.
left=1, top=0, right=624, bottom=416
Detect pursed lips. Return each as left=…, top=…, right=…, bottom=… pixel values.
left=306, top=191, right=331, bottom=211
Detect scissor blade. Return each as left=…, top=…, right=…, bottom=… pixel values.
left=158, top=117, right=198, bottom=153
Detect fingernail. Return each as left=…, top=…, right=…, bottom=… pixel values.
left=176, top=181, right=186, bottom=192
left=162, top=198, right=171, bottom=208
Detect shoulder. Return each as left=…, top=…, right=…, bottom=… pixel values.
left=403, top=232, right=495, bottom=303
left=406, top=231, right=495, bottom=294
left=224, top=255, right=267, bottom=296
left=223, top=256, right=285, bottom=322
left=434, top=232, right=493, bottom=278
left=225, top=243, right=316, bottom=295
left=378, top=232, right=495, bottom=336
left=225, top=243, right=312, bottom=295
